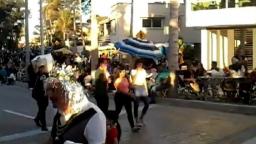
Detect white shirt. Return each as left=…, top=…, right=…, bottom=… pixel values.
left=84, top=102, right=106, bottom=144
left=130, top=69, right=148, bottom=97
left=63, top=102, right=106, bottom=144
left=130, top=69, right=147, bottom=86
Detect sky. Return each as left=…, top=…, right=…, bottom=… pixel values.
left=94, top=0, right=183, bottom=16
left=27, top=0, right=183, bottom=41
left=28, top=0, right=40, bottom=41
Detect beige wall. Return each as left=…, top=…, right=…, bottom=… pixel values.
left=179, top=4, right=201, bottom=43
left=105, top=3, right=200, bottom=43
left=109, top=3, right=131, bottom=43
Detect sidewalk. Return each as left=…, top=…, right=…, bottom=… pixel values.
left=158, top=97, right=256, bottom=115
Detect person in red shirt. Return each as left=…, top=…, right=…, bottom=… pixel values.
left=106, top=111, right=120, bottom=144
left=106, top=119, right=118, bottom=144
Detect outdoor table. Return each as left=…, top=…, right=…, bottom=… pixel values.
left=224, top=77, right=252, bottom=98
left=197, top=76, right=224, bottom=100
left=197, top=75, right=254, bottom=104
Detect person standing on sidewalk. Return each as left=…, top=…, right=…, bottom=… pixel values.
left=114, top=69, right=140, bottom=132
left=130, top=60, right=150, bottom=126
left=32, top=65, right=49, bottom=131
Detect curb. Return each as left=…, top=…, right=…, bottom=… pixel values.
left=10, top=82, right=256, bottom=115
left=15, top=81, right=28, bottom=88
left=157, top=98, right=256, bottom=115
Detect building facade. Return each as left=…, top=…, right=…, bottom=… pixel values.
left=99, top=1, right=201, bottom=44
left=186, top=0, right=256, bottom=70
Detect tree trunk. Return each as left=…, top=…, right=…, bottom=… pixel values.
left=63, top=31, right=66, bottom=41
left=167, top=1, right=180, bottom=98
left=90, top=0, right=99, bottom=78
left=49, top=19, right=53, bottom=44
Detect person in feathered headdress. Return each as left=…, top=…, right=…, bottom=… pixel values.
left=45, top=64, right=106, bottom=144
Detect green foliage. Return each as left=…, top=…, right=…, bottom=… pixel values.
left=183, top=43, right=201, bottom=62
left=43, top=0, right=91, bottom=44
left=0, top=0, right=25, bottom=50
left=178, top=37, right=201, bottom=62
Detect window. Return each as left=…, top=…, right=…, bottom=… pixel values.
left=142, top=19, right=151, bottom=27
left=152, top=18, right=162, bottom=27
left=142, top=17, right=164, bottom=28
left=106, top=20, right=116, bottom=34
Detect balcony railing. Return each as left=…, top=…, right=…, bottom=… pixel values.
left=191, top=0, right=256, bottom=11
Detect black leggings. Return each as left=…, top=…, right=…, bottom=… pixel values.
left=35, top=100, right=48, bottom=127
left=95, top=95, right=109, bottom=115
left=134, top=96, right=149, bottom=121
left=114, top=92, right=135, bottom=128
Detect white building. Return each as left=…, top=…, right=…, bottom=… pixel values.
left=186, top=0, right=256, bottom=70
left=98, top=1, right=200, bottom=44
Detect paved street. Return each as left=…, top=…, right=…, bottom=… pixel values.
left=1, top=83, right=256, bottom=144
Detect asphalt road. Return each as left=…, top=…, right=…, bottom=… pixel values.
left=1, top=84, right=256, bottom=144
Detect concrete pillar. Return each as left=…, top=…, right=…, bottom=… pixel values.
left=223, top=35, right=228, bottom=68
left=104, top=23, right=108, bottom=36
left=253, top=28, right=256, bottom=69
left=208, top=30, right=212, bottom=69
left=201, top=29, right=209, bottom=69
left=217, top=30, right=222, bottom=68
left=227, top=29, right=235, bottom=66
left=212, top=31, right=217, bottom=62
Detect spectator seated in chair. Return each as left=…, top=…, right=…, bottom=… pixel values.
left=149, top=67, right=170, bottom=102
left=7, top=73, right=16, bottom=85
left=0, top=66, right=7, bottom=84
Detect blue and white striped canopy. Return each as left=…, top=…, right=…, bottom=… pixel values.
left=114, top=38, right=165, bottom=62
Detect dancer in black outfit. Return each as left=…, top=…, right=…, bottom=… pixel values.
left=95, top=73, right=109, bottom=115
left=32, top=65, right=49, bottom=131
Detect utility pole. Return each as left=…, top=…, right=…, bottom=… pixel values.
left=130, top=0, right=134, bottom=37
left=25, top=0, right=30, bottom=67
left=40, top=0, right=44, bottom=54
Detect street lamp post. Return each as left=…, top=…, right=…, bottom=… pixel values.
left=25, top=0, right=30, bottom=67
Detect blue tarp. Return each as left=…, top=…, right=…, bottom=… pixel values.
left=114, top=38, right=165, bottom=62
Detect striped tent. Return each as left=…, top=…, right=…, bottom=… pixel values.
left=114, top=38, right=165, bottom=63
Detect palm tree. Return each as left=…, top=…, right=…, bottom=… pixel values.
left=55, top=9, right=73, bottom=41
left=44, top=0, right=87, bottom=44
left=43, top=0, right=60, bottom=44
left=167, top=0, right=180, bottom=97
left=0, top=0, right=24, bottom=50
